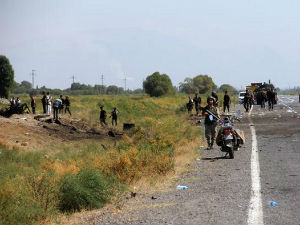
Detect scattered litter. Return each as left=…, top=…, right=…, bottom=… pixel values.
left=273, top=118, right=277, bottom=120
left=20, top=117, right=27, bottom=120
left=286, top=109, right=292, bottom=113
left=268, top=201, right=278, bottom=207
left=196, top=158, right=201, bottom=161
left=25, top=132, right=29, bottom=135
left=151, top=196, right=157, bottom=200
left=176, top=185, right=189, bottom=190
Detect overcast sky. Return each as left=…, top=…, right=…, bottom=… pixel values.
left=0, top=0, right=299, bottom=90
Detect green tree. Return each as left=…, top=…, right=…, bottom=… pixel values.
left=179, top=78, right=196, bottom=94
left=218, top=84, right=237, bottom=93
left=193, top=75, right=217, bottom=94
left=0, top=55, right=15, bottom=98
left=143, top=72, right=174, bottom=97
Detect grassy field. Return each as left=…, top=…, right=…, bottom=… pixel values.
left=0, top=94, right=207, bottom=225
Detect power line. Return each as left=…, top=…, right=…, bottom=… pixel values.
left=123, top=76, right=127, bottom=91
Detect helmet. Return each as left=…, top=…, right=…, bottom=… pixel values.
left=207, top=96, right=214, bottom=103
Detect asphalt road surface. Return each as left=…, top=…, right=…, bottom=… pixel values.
left=79, top=95, right=300, bottom=225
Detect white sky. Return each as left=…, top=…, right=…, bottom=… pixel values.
left=0, top=0, right=299, bottom=90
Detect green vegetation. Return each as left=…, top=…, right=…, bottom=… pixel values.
left=0, top=94, right=202, bottom=225
left=179, top=75, right=217, bottom=94
left=0, top=55, right=15, bottom=98
left=143, top=72, right=175, bottom=97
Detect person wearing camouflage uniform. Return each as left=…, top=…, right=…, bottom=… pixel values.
left=202, top=96, right=220, bottom=150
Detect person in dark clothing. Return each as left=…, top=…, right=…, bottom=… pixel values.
left=267, top=88, right=276, bottom=110
left=202, top=96, right=220, bottom=150
left=59, top=95, right=65, bottom=113
left=99, top=106, right=107, bottom=126
left=110, top=107, right=118, bottom=126
left=243, top=89, right=251, bottom=112
left=30, top=94, right=36, bottom=114
left=193, top=93, right=202, bottom=115
left=64, top=96, right=71, bottom=115
left=186, top=96, right=194, bottom=114
left=223, top=91, right=231, bottom=113
left=211, top=91, right=219, bottom=107
left=41, top=91, right=47, bottom=114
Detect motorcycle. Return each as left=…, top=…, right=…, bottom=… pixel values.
left=216, top=115, right=244, bottom=159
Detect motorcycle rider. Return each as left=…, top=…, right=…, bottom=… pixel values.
left=202, top=96, right=220, bottom=150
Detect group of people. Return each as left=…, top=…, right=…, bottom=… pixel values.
left=187, top=91, right=231, bottom=115
left=187, top=91, right=231, bottom=150
left=9, top=96, right=22, bottom=108
left=99, top=106, right=119, bottom=127
left=9, top=92, right=71, bottom=121
left=243, top=88, right=277, bottom=112
left=40, top=92, right=71, bottom=117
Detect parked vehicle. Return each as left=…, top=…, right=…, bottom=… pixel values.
left=216, top=115, right=244, bottom=159
left=238, top=91, right=246, bottom=104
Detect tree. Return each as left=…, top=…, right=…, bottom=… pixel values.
left=179, top=78, right=196, bottom=94
left=218, top=84, right=237, bottom=93
left=193, top=75, right=217, bottom=94
left=143, top=72, right=175, bottom=97
left=20, top=80, right=32, bottom=89
left=0, top=55, right=15, bottom=98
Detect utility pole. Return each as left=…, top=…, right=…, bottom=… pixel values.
left=123, top=76, right=127, bottom=92
left=101, top=74, right=104, bottom=94
left=31, top=70, right=36, bottom=89
left=71, top=75, right=75, bottom=84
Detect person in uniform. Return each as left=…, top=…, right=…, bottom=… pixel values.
left=211, top=91, right=219, bottom=107
left=193, top=93, right=202, bottom=115
left=202, top=96, right=220, bottom=150
left=110, top=107, right=118, bottom=126
left=267, top=88, right=276, bottom=110
left=223, top=91, right=231, bottom=113
left=243, top=89, right=251, bottom=112
left=99, top=106, right=107, bottom=126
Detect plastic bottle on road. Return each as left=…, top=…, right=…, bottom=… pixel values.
left=268, top=201, right=278, bottom=207
left=176, top=185, right=189, bottom=190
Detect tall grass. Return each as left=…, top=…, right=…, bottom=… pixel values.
left=0, top=94, right=203, bottom=224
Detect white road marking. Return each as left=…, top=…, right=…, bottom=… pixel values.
left=247, top=114, right=264, bottom=225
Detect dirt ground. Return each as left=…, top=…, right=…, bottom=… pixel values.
left=0, top=113, right=120, bottom=151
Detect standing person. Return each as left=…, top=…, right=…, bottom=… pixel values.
left=59, top=95, right=65, bottom=113
left=30, top=94, right=36, bottom=114
left=46, top=92, right=52, bottom=115
left=110, top=107, right=118, bottom=126
left=99, top=106, right=107, bottom=126
left=53, top=98, right=62, bottom=121
left=64, top=96, right=71, bottom=115
left=211, top=91, right=219, bottom=107
left=193, top=93, right=202, bottom=115
left=243, top=90, right=251, bottom=112
left=41, top=91, right=47, bottom=114
left=267, top=88, right=276, bottom=110
left=202, top=96, right=220, bottom=150
left=260, top=90, right=267, bottom=109
left=223, top=91, right=231, bottom=113
left=186, top=96, right=194, bottom=114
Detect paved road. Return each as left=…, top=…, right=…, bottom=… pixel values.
left=79, top=95, right=300, bottom=225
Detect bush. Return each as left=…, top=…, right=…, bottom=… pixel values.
left=59, top=168, right=112, bottom=212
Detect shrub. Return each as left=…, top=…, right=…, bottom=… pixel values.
left=59, top=168, right=112, bottom=212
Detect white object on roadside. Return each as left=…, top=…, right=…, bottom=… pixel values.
left=176, top=185, right=189, bottom=190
